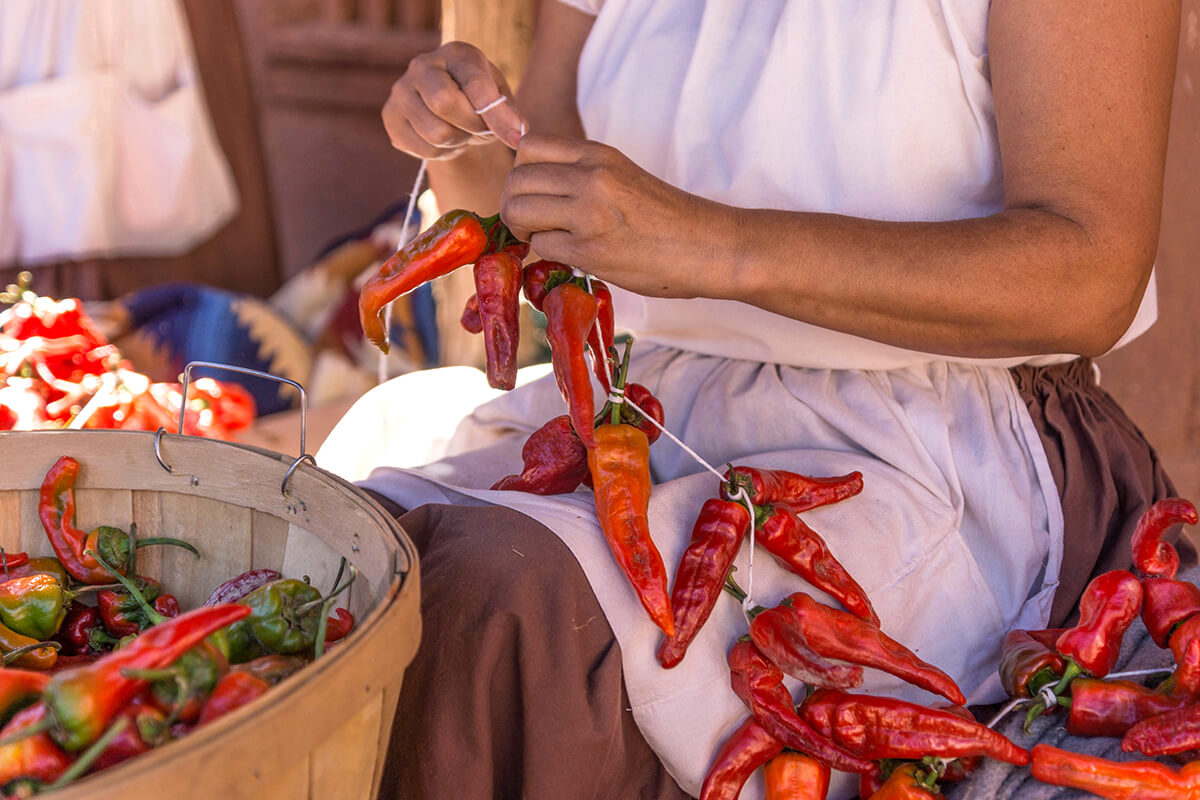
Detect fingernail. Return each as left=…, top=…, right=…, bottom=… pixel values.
left=505, top=127, right=523, bottom=150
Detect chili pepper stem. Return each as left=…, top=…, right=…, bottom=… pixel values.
left=609, top=339, right=633, bottom=426
left=314, top=596, right=337, bottom=660
left=294, top=566, right=358, bottom=617
left=330, top=557, right=347, bottom=595
left=45, top=717, right=130, bottom=790
left=0, top=715, right=54, bottom=748
left=1, top=641, right=60, bottom=665
left=723, top=570, right=747, bottom=604
left=134, top=537, right=201, bottom=559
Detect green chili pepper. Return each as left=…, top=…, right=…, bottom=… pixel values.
left=0, top=574, right=118, bottom=642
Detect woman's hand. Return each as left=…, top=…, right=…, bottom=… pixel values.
left=382, top=42, right=529, bottom=160
left=499, top=134, right=734, bottom=298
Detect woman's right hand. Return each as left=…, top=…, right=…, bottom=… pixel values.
left=382, top=42, right=528, bottom=160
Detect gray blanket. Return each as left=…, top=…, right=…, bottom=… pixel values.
left=946, top=565, right=1199, bottom=799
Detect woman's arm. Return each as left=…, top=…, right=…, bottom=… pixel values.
left=382, top=0, right=593, bottom=217
left=501, top=0, right=1179, bottom=358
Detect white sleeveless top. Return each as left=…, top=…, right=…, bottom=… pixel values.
left=561, top=0, right=1156, bottom=369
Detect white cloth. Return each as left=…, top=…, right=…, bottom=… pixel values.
left=562, top=0, right=1157, bottom=370
left=0, top=0, right=238, bottom=267
left=318, top=349, right=1063, bottom=800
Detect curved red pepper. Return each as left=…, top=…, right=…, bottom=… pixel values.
left=473, top=251, right=523, bottom=390
left=1055, top=569, right=1143, bottom=677
left=1067, top=677, right=1192, bottom=738
left=1031, top=743, right=1200, bottom=799
left=754, top=502, right=879, bottom=626
left=543, top=283, right=598, bottom=449
left=586, top=280, right=616, bottom=393
left=1131, top=498, right=1197, bottom=579
left=658, top=498, right=751, bottom=669
left=197, top=671, right=270, bottom=727
left=748, top=602, right=864, bottom=689
left=491, top=415, right=590, bottom=495
left=1141, top=576, right=1200, bottom=648
left=722, top=466, right=864, bottom=511
left=37, top=456, right=112, bottom=585
left=698, top=716, right=783, bottom=800
left=359, top=209, right=493, bottom=352
left=324, top=608, right=354, bottom=643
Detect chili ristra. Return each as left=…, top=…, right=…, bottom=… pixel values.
left=1131, top=498, right=1197, bottom=579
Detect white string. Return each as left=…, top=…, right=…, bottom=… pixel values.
left=1108, top=666, right=1173, bottom=680
left=1037, top=684, right=1059, bottom=710
left=984, top=697, right=1026, bottom=730
left=473, top=96, right=508, bottom=115
left=378, top=159, right=429, bottom=386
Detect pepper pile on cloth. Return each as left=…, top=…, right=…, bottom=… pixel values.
left=0, top=273, right=256, bottom=438
left=0, top=455, right=359, bottom=797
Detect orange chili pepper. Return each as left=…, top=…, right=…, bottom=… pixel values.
left=587, top=422, right=673, bottom=636
left=869, top=763, right=945, bottom=799
left=763, top=751, right=830, bottom=800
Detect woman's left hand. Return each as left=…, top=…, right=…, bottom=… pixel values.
left=499, top=134, right=733, bottom=298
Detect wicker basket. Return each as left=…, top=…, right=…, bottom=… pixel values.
left=0, top=429, right=420, bottom=800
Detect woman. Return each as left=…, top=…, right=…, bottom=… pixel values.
left=318, top=0, right=1187, bottom=797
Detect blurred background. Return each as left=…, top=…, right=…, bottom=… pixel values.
left=1, top=0, right=1198, bottom=501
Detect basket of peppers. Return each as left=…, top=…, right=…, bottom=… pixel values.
left=0, top=431, right=419, bottom=800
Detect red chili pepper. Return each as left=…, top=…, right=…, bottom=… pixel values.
left=544, top=283, right=598, bottom=450
left=0, top=671, right=49, bottom=730
left=587, top=422, right=673, bottom=635
left=597, top=382, right=664, bottom=446
left=521, top=260, right=568, bottom=312
left=1056, top=569, right=1144, bottom=677
left=491, top=415, right=591, bottom=495
left=358, top=210, right=497, bottom=352
left=868, top=763, right=945, bottom=799
left=763, top=751, right=830, bottom=800
left=37, top=456, right=107, bottom=585
left=798, top=689, right=1029, bottom=766
left=460, top=293, right=483, bottom=334
left=722, top=466, right=864, bottom=511
left=0, top=704, right=72, bottom=789
left=196, top=671, right=270, bottom=727
left=698, top=716, right=783, bottom=800
left=658, top=498, right=751, bottom=669
left=43, top=603, right=250, bottom=751
left=1131, top=498, right=1197, bottom=579
left=1141, top=576, right=1200, bottom=648
left=754, top=502, right=879, bottom=626
left=748, top=601, right=864, bottom=689
left=473, top=250, right=523, bottom=390
left=727, top=640, right=873, bottom=774
left=998, top=628, right=1067, bottom=699
left=1030, top=743, right=1200, bottom=799
left=324, top=608, right=354, bottom=643
left=54, top=605, right=101, bottom=656
left=754, top=591, right=963, bottom=704
left=586, top=280, right=616, bottom=393
left=153, top=594, right=180, bottom=619
left=90, top=696, right=166, bottom=772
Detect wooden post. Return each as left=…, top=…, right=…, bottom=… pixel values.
left=433, top=0, right=540, bottom=369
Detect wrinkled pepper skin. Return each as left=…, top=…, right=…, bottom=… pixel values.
left=798, top=689, right=1029, bottom=766
left=1122, top=700, right=1200, bottom=755
left=698, top=716, right=783, bottom=800
left=1131, top=498, right=1197, bottom=579
left=658, top=498, right=751, bottom=669
left=1141, top=576, right=1200, bottom=648
left=999, top=628, right=1067, bottom=699
left=763, top=751, right=830, bottom=800
left=755, top=502, right=878, bottom=626
left=491, top=415, right=591, bottom=495
left=728, top=640, right=872, bottom=774
left=1030, top=743, right=1200, bottom=800
left=868, top=763, right=944, bottom=800
left=544, top=283, right=599, bottom=450
left=204, top=569, right=282, bottom=607
left=359, top=209, right=493, bottom=352
left=722, top=466, right=864, bottom=511
left=586, top=280, right=616, bottom=393
left=241, top=579, right=324, bottom=655
left=0, top=575, right=68, bottom=642
left=197, top=671, right=270, bottom=726
left=44, top=603, right=250, bottom=751
left=1055, top=570, right=1144, bottom=677
left=460, top=293, right=483, bottom=334
left=748, top=601, right=864, bottom=689
left=521, top=260, right=568, bottom=312
left=588, top=423, right=673, bottom=636
left=0, top=704, right=71, bottom=790
left=760, top=591, right=963, bottom=705
left=473, top=251, right=523, bottom=390
left=1065, top=677, right=1190, bottom=737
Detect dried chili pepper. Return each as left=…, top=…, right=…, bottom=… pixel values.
left=1141, top=576, right=1200, bottom=648
left=998, top=628, right=1067, bottom=700
left=1030, top=743, right=1200, bottom=800
left=473, top=250, right=523, bottom=390
left=1055, top=569, right=1144, bottom=678
left=755, top=591, right=963, bottom=704
left=747, top=600, right=864, bottom=689
left=196, top=671, right=270, bottom=727
left=1131, top=498, right=1197, bottom=579
left=41, top=603, right=250, bottom=751
left=868, top=762, right=945, bottom=799
left=728, top=640, right=873, bottom=773
left=203, top=569, right=282, bottom=607
left=1122, top=698, right=1200, bottom=756
left=521, top=260, right=568, bottom=312
left=38, top=457, right=198, bottom=584
left=358, top=209, right=503, bottom=352
left=491, top=415, right=590, bottom=495
left=460, top=293, right=482, bottom=334
left=799, top=689, right=1029, bottom=765
left=657, top=498, right=751, bottom=669
left=723, top=466, right=864, bottom=511
left=586, top=280, right=615, bottom=393
left=544, top=283, right=599, bottom=449
left=754, top=502, right=879, bottom=626
left=596, top=382, right=664, bottom=446
left=698, top=716, right=783, bottom=800
left=763, top=751, right=830, bottom=800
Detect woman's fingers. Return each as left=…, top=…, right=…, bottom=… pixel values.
left=500, top=192, right=581, bottom=243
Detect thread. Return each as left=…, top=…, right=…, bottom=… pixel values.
left=378, top=159, right=429, bottom=386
